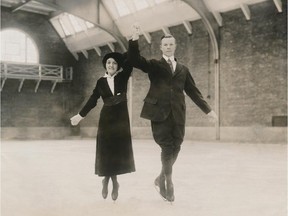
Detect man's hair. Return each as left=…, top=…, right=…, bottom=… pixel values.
left=160, top=34, right=176, bottom=42
left=161, top=34, right=174, bottom=41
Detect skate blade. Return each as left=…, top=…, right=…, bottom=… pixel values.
left=154, top=184, right=167, bottom=201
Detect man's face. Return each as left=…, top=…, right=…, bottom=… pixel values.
left=160, top=37, right=176, bottom=57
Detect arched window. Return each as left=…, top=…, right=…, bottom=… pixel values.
left=0, top=29, right=39, bottom=64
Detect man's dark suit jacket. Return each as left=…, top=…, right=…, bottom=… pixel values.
left=128, top=39, right=211, bottom=125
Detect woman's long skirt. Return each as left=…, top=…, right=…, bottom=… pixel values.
left=95, top=101, right=135, bottom=176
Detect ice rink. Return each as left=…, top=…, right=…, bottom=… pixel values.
left=1, top=139, right=286, bottom=216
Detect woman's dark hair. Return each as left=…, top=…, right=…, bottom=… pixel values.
left=102, top=52, right=124, bottom=70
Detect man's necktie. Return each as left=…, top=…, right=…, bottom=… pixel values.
left=167, top=58, right=174, bottom=73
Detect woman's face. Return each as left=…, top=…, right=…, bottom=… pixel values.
left=106, top=58, right=118, bottom=76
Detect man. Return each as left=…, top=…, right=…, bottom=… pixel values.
left=128, top=24, right=218, bottom=202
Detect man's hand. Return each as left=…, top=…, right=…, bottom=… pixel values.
left=131, top=22, right=141, bottom=41
left=70, top=114, right=84, bottom=126
left=207, top=110, right=218, bottom=123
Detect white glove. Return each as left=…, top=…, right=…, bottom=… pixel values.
left=70, top=114, right=84, bottom=126
left=207, top=110, right=218, bottom=123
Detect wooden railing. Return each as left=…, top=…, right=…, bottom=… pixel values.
left=0, top=62, right=72, bottom=93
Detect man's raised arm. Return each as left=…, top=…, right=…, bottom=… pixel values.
left=128, top=23, right=151, bottom=73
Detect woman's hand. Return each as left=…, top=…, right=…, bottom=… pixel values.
left=207, top=110, right=218, bottom=123
left=70, top=114, right=84, bottom=126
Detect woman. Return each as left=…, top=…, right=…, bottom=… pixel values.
left=70, top=52, right=135, bottom=201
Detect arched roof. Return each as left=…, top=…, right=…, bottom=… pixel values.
left=1, top=0, right=282, bottom=59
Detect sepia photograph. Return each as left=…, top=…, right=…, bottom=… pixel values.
left=1, top=0, right=287, bottom=216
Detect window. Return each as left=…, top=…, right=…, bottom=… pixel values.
left=0, top=29, right=39, bottom=64
left=113, top=0, right=130, bottom=17
left=110, top=0, right=166, bottom=17
left=155, top=0, right=169, bottom=4
left=133, top=0, right=149, bottom=10
left=68, top=14, right=95, bottom=32
left=59, top=17, right=73, bottom=37
left=68, top=14, right=83, bottom=33
left=55, top=13, right=95, bottom=38
left=85, top=21, right=94, bottom=29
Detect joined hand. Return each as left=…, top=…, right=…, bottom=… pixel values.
left=131, top=22, right=141, bottom=40
left=70, top=114, right=84, bottom=126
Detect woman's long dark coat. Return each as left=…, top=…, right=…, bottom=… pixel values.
left=79, top=59, right=135, bottom=176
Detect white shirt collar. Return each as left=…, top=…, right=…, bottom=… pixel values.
left=103, top=71, right=120, bottom=78
left=163, top=55, right=175, bottom=62
left=104, top=71, right=119, bottom=95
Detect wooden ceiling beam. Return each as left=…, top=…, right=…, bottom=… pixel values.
left=273, top=0, right=282, bottom=12
left=107, top=42, right=115, bottom=52
left=161, top=26, right=171, bottom=35
left=240, top=3, right=251, bottom=20
left=212, top=11, right=223, bottom=27
left=81, top=50, right=88, bottom=58
left=11, top=0, right=33, bottom=12
left=94, top=46, right=102, bottom=56
left=33, top=0, right=61, bottom=11
left=143, top=31, right=152, bottom=44
left=71, top=52, right=79, bottom=60
left=183, top=20, right=193, bottom=35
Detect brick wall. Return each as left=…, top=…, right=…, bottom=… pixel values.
left=220, top=1, right=287, bottom=126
